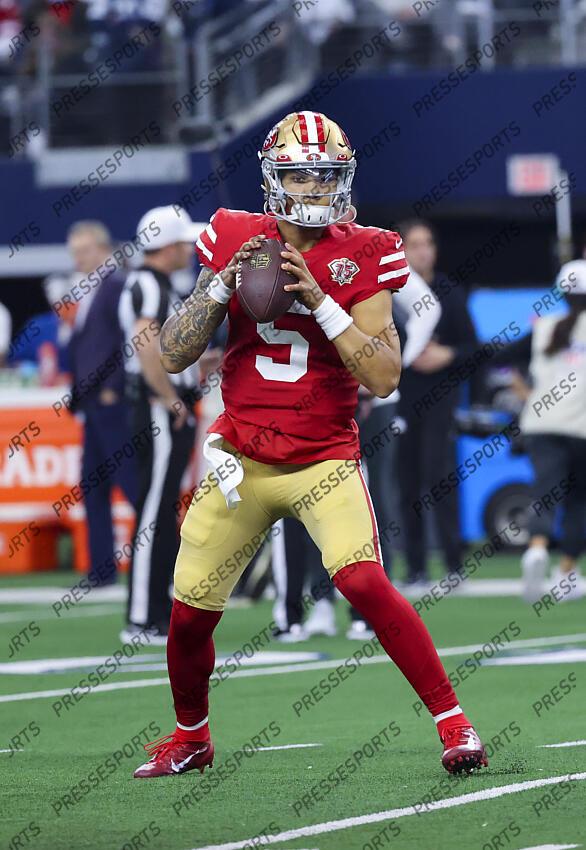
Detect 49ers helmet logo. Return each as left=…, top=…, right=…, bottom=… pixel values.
left=262, top=126, right=278, bottom=151
left=328, top=257, right=359, bottom=286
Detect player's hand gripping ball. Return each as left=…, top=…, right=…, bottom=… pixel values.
left=236, top=238, right=296, bottom=323
left=280, top=241, right=327, bottom=312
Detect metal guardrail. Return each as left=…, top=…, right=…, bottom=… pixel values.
left=177, top=0, right=318, bottom=144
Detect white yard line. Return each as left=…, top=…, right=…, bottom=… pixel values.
left=483, top=650, right=586, bottom=667
left=0, top=654, right=166, bottom=675
left=0, top=586, right=125, bottom=604
left=438, top=633, right=586, bottom=654
left=188, top=773, right=586, bottom=850
left=517, top=845, right=581, bottom=850
left=539, top=741, right=586, bottom=749
left=4, top=577, right=586, bottom=608
left=0, top=604, right=122, bottom=624
left=0, top=651, right=322, bottom=676
left=2, top=633, right=586, bottom=703
left=258, top=744, right=322, bottom=752
left=0, top=677, right=169, bottom=703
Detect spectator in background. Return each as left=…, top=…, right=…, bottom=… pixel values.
left=492, top=260, right=586, bottom=602
left=0, top=303, right=12, bottom=367
left=67, top=220, right=137, bottom=588
left=9, top=273, right=74, bottom=374
left=0, top=0, right=22, bottom=67
left=118, top=205, right=200, bottom=644
left=293, top=0, right=355, bottom=46
left=83, top=0, right=166, bottom=144
left=0, top=301, right=11, bottom=366
left=397, top=220, right=477, bottom=585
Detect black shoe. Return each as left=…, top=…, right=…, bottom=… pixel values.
left=403, top=573, right=429, bottom=586
left=272, top=624, right=308, bottom=643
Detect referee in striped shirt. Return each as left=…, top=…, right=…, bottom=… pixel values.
left=119, top=206, right=201, bottom=643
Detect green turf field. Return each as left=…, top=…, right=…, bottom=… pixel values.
left=1, top=554, right=585, bottom=850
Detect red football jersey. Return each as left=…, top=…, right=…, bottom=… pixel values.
left=196, top=208, right=409, bottom=464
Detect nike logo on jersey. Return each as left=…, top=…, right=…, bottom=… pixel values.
left=171, top=748, right=206, bottom=772
left=395, top=236, right=403, bottom=249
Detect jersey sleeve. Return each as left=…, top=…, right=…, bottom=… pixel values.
left=349, top=229, right=410, bottom=308
left=195, top=207, right=242, bottom=273
left=376, top=232, right=410, bottom=292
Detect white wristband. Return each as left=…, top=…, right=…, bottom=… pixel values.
left=312, top=294, right=353, bottom=340
left=207, top=273, right=233, bottom=305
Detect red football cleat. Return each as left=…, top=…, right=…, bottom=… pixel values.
left=133, top=733, right=214, bottom=779
left=441, top=725, right=488, bottom=775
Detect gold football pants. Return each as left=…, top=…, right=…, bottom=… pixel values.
left=174, top=440, right=382, bottom=611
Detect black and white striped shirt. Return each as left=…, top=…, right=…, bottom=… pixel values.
left=118, top=266, right=199, bottom=394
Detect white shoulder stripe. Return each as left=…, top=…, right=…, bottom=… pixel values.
left=197, top=238, right=213, bottom=261
left=205, top=223, right=217, bottom=244
left=378, top=268, right=409, bottom=283
left=379, top=251, right=405, bottom=265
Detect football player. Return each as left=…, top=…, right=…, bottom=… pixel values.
left=133, top=111, right=488, bottom=778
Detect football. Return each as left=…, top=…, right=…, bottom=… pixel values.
left=236, top=237, right=296, bottom=322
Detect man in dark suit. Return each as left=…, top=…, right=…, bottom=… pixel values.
left=397, top=220, right=478, bottom=584
left=67, top=220, right=137, bottom=587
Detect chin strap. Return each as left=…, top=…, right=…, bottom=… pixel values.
left=338, top=205, right=357, bottom=224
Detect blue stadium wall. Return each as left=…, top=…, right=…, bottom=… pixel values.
left=0, top=67, right=583, bottom=246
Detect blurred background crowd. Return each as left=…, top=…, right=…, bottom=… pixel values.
left=2, top=0, right=586, bottom=150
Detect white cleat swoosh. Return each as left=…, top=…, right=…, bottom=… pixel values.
left=171, top=748, right=207, bottom=773
left=459, top=730, right=481, bottom=750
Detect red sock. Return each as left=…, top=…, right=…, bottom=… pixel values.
left=167, top=598, right=222, bottom=742
left=334, top=562, right=469, bottom=735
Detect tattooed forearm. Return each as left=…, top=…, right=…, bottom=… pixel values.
left=160, top=267, right=228, bottom=373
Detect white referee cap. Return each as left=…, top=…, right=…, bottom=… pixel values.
left=137, top=205, right=201, bottom=250
left=557, top=259, right=586, bottom=295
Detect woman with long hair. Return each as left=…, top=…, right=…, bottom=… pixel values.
left=493, top=260, right=586, bottom=602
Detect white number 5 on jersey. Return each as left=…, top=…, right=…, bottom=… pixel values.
left=255, top=321, right=309, bottom=382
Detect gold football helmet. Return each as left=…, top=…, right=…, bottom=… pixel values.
left=258, top=111, right=356, bottom=227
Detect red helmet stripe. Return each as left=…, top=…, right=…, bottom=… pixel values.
left=297, top=112, right=310, bottom=153
left=314, top=113, right=326, bottom=152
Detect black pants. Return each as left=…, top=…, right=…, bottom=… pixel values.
left=526, top=433, right=586, bottom=558
left=126, top=397, right=195, bottom=628
left=397, top=401, right=462, bottom=579
left=81, top=399, right=137, bottom=586
left=272, top=517, right=331, bottom=629
left=359, top=403, right=400, bottom=572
